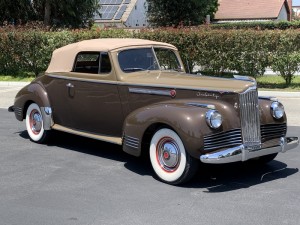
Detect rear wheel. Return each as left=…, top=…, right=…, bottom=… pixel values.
left=25, top=103, right=50, bottom=143
left=149, top=128, right=198, bottom=185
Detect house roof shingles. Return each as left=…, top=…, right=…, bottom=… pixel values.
left=215, top=0, right=289, bottom=20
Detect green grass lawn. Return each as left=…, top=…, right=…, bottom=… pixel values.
left=1, top=74, right=300, bottom=91
left=256, top=76, right=300, bottom=91
left=0, top=75, right=35, bottom=82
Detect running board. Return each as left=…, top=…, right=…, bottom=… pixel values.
left=52, top=124, right=122, bottom=145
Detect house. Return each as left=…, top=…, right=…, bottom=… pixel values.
left=292, top=0, right=300, bottom=19
left=214, top=0, right=292, bottom=23
left=94, top=0, right=148, bottom=28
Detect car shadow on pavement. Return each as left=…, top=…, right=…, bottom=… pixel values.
left=18, top=130, right=299, bottom=192
left=184, top=161, right=298, bottom=192
left=18, top=129, right=153, bottom=176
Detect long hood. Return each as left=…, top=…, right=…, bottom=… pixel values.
left=121, top=71, right=255, bottom=93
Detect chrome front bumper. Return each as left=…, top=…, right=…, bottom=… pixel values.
left=200, top=137, right=299, bottom=164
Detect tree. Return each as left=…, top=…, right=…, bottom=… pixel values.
left=147, top=0, right=218, bottom=27
left=32, top=0, right=101, bottom=28
left=0, top=0, right=100, bottom=28
left=0, top=0, right=35, bottom=25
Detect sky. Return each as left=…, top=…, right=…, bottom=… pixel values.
left=294, top=0, right=300, bottom=6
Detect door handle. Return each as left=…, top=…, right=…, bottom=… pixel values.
left=66, top=83, right=74, bottom=88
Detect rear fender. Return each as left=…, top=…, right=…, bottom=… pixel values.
left=14, top=82, right=53, bottom=130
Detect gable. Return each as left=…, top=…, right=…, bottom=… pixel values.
left=215, top=0, right=289, bottom=20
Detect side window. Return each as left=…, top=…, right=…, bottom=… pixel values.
left=154, top=48, right=182, bottom=71
left=100, top=52, right=112, bottom=73
left=73, top=52, right=100, bottom=74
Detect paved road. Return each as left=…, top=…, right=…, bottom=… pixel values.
left=1, top=109, right=300, bottom=225
left=0, top=85, right=300, bottom=225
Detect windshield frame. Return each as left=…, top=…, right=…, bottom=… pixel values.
left=117, top=46, right=184, bottom=73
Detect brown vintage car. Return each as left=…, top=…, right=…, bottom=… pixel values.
left=9, top=38, right=299, bottom=184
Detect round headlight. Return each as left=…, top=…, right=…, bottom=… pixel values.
left=206, top=110, right=222, bottom=129
left=271, top=101, right=284, bottom=119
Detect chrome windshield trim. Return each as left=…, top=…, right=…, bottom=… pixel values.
left=129, top=87, right=171, bottom=96
left=186, top=103, right=216, bottom=109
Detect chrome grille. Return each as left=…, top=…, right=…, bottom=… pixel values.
left=261, top=123, right=287, bottom=142
left=239, top=87, right=261, bottom=148
left=204, top=129, right=242, bottom=151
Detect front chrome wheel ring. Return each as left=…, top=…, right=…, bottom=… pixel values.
left=29, top=109, right=42, bottom=135
left=156, top=137, right=181, bottom=173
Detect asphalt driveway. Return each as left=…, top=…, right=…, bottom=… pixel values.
left=0, top=108, right=299, bottom=225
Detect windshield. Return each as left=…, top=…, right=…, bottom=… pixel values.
left=118, top=47, right=183, bottom=73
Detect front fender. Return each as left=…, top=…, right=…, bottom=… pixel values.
left=122, top=99, right=238, bottom=159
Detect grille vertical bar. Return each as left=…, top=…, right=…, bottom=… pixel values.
left=239, top=87, right=261, bottom=148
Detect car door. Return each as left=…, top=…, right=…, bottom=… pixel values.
left=48, top=52, right=124, bottom=137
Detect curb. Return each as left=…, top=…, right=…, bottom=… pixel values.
left=258, top=91, right=300, bottom=98
left=0, top=81, right=30, bottom=87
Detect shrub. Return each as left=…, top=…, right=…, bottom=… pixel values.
left=208, top=20, right=300, bottom=30
left=0, top=26, right=300, bottom=86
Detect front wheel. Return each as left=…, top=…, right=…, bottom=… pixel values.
left=149, top=128, right=198, bottom=185
left=25, top=103, right=50, bottom=143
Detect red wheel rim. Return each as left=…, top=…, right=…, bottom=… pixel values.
left=156, top=137, right=181, bottom=173
left=29, top=109, right=42, bottom=135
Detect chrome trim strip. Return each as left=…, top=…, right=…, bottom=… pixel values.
left=125, top=142, right=139, bottom=149
left=200, top=136, right=299, bottom=164
left=124, top=139, right=139, bottom=146
left=13, top=107, right=22, bottom=116
left=52, top=124, right=122, bottom=145
left=129, top=88, right=171, bottom=96
left=124, top=137, right=139, bottom=143
left=124, top=135, right=139, bottom=149
left=46, top=73, right=238, bottom=93
left=186, top=103, right=216, bottom=109
left=125, top=135, right=139, bottom=141
left=47, top=74, right=118, bottom=85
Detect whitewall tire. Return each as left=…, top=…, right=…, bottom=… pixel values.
left=25, top=103, right=49, bottom=143
left=149, top=128, right=198, bottom=185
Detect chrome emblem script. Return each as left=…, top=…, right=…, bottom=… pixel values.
left=196, top=92, right=220, bottom=99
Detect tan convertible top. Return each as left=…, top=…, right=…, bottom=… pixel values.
left=46, top=38, right=176, bottom=73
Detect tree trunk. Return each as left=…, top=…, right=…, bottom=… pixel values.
left=44, top=0, right=51, bottom=26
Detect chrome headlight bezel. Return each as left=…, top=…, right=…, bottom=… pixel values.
left=270, top=101, right=284, bottom=119
left=206, top=110, right=222, bottom=129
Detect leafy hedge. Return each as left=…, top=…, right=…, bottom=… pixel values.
left=135, top=28, right=300, bottom=85
left=0, top=28, right=130, bottom=76
left=207, top=21, right=300, bottom=30
left=1, top=27, right=300, bottom=85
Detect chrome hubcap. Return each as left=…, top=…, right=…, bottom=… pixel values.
left=156, top=137, right=180, bottom=172
left=30, top=110, right=42, bottom=134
